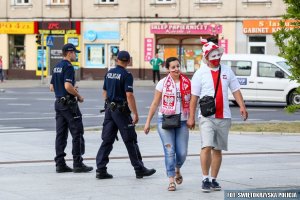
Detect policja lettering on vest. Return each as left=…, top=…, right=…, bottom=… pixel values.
left=95, top=50, right=156, bottom=180
left=107, top=73, right=121, bottom=80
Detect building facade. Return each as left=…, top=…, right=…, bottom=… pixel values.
left=0, top=0, right=288, bottom=80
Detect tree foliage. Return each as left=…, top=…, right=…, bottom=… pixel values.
left=273, top=0, right=300, bottom=112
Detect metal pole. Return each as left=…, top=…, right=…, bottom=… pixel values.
left=41, top=33, right=44, bottom=84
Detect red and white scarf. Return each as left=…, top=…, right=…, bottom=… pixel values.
left=160, top=73, right=191, bottom=117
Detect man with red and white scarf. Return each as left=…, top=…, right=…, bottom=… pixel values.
left=187, top=41, right=248, bottom=192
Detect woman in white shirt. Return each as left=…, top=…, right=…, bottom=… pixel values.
left=144, top=57, right=191, bottom=191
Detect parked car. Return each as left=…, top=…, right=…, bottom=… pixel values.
left=221, top=54, right=300, bottom=105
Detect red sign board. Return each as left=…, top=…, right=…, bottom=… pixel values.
left=144, top=38, right=154, bottom=61
left=42, top=22, right=71, bottom=30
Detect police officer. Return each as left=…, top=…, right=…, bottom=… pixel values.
left=96, top=50, right=156, bottom=179
left=50, top=43, right=93, bottom=173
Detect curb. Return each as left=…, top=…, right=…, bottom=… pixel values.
left=84, top=126, right=300, bottom=135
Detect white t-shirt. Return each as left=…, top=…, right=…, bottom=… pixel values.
left=191, top=64, right=240, bottom=119
left=156, top=77, right=187, bottom=121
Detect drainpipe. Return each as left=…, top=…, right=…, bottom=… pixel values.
left=69, top=0, right=72, bottom=19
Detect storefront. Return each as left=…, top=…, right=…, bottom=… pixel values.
left=36, top=21, right=81, bottom=79
left=241, top=19, right=296, bottom=55
left=0, top=22, right=36, bottom=79
left=149, top=23, right=224, bottom=74
left=82, top=22, right=120, bottom=79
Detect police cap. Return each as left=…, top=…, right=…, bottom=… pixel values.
left=117, top=51, right=131, bottom=62
left=62, top=43, right=81, bottom=53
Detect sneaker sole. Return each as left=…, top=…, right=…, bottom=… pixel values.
left=212, top=187, right=222, bottom=191
left=201, top=188, right=211, bottom=193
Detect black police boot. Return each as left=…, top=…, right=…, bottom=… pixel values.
left=96, top=170, right=113, bottom=179
left=135, top=167, right=156, bottom=179
left=56, top=164, right=73, bottom=173
left=73, top=163, right=93, bottom=173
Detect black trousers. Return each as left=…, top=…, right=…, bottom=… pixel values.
left=152, top=70, right=160, bottom=83
left=96, top=108, right=144, bottom=172
left=54, top=100, right=85, bottom=167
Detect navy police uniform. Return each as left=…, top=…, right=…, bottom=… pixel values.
left=51, top=54, right=84, bottom=168
left=96, top=51, right=155, bottom=179
left=96, top=65, right=145, bottom=171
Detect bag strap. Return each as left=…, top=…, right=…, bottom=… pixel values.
left=213, top=66, right=221, bottom=99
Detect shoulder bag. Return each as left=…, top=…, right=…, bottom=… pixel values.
left=199, top=67, right=221, bottom=117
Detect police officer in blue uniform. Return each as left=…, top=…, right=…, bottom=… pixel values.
left=50, top=43, right=93, bottom=173
left=96, top=51, right=156, bottom=179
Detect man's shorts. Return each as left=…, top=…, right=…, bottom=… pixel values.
left=199, top=117, right=231, bottom=151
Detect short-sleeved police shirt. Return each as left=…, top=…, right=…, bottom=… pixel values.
left=103, top=65, right=133, bottom=103
left=50, top=60, right=75, bottom=98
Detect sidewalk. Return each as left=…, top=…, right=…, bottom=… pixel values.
left=0, top=130, right=300, bottom=200
left=0, top=79, right=155, bottom=89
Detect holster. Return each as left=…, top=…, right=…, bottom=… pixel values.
left=106, top=101, right=131, bottom=115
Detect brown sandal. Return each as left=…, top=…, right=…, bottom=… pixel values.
left=168, top=182, right=176, bottom=191
left=175, top=172, right=183, bottom=185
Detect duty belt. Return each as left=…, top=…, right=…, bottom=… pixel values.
left=107, top=102, right=118, bottom=112
left=57, top=96, right=76, bottom=104
left=57, top=97, right=67, bottom=104
left=106, top=101, right=129, bottom=113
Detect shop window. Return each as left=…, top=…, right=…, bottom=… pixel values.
left=9, top=35, right=26, bottom=69
left=157, top=36, right=209, bottom=73
left=109, top=45, right=119, bottom=68
left=248, top=36, right=266, bottom=54
left=86, top=44, right=106, bottom=68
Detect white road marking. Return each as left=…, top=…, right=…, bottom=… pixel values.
left=0, top=126, right=22, bottom=130
left=0, top=117, right=53, bottom=121
left=7, top=103, right=31, bottom=106
left=0, top=128, right=44, bottom=133
left=36, top=98, right=53, bottom=101
left=0, top=98, right=18, bottom=100
left=0, top=125, right=53, bottom=135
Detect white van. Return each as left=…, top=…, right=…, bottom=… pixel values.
left=221, top=54, right=300, bottom=105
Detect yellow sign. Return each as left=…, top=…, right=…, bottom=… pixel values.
left=0, top=22, right=35, bottom=34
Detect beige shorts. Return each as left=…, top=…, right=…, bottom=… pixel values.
left=199, top=117, right=231, bottom=151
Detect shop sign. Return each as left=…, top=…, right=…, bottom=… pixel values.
left=243, top=20, right=297, bottom=34
left=41, top=22, right=71, bottom=30
left=0, top=22, right=34, bottom=34
left=144, top=38, right=154, bottom=61
left=150, top=23, right=222, bottom=35
left=38, top=21, right=80, bottom=35
left=218, top=39, right=228, bottom=54
left=39, top=30, right=77, bottom=34
left=86, top=30, right=97, bottom=41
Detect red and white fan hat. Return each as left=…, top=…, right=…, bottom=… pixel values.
left=201, top=39, right=224, bottom=63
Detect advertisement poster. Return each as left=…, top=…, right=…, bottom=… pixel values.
left=37, top=47, right=46, bottom=71
left=86, top=44, right=105, bottom=68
